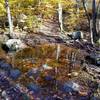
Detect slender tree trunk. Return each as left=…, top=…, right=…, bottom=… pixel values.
left=55, top=1, right=63, bottom=90
left=92, top=0, right=98, bottom=42
left=5, top=0, right=13, bottom=37
left=96, top=0, right=100, bottom=33
left=90, top=20, right=94, bottom=44
left=96, top=19, right=100, bottom=33
left=82, top=0, right=94, bottom=44
left=56, top=0, right=63, bottom=61
left=56, top=44, right=60, bottom=61
left=82, top=0, right=90, bottom=24
left=58, top=0, right=63, bottom=33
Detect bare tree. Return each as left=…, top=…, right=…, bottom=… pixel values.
left=5, top=0, right=13, bottom=37
left=58, top=0, right=63, bottom=33
left=56, top=0, right=63, bottom=61
left=82, top=0, right=94, bottom=44
left=82, top=0, right=99, bottom=44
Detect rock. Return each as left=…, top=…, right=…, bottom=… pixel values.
left=1, top=91, right=7, bottom=98
left=5, top=86, right=22, bottom=99
left=68, top=72, right=79, bottom=78
left=44, top=75, right=54, bottom=81
left=24, top=33, right=64, bottom=46
left=27, top=83, right=40, bottom=93
left=85, top=52, right=100, bottom=66
left=62, top=81, right=80, bottom=93
left=70, top=72, right=79, bottom=77
left=72, top=31, right=84, bottom=40
left=0, top=60, right=12, bottom=71
left=42, top=64, right=53, bottom=70
left=6, top=39, right=26, bottom=49
left=0, top=63, right=12, bottom=71
left=67, top=31, right=84, bottom=40
left=9, top=69, right=21, bottom=80
left=27, top=68, right=40, bottom=79
left=2, top=39, right=27, bottom=52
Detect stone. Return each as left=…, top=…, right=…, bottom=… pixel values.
left=2, top=39, right=27, bottom=52
left=42, top=64, right=52, bottom=70
left=72, top=31, right=84, bottom=40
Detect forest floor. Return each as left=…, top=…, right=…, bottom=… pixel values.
left=0, top=31, right=100, bottom=100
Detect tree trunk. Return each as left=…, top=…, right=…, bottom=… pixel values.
left=92, top=0, right=98, bottom=43
left=56, top=0, right=63, bottom=61
left=5, top=0, right=13, bottom=37
left=96, top=19, right=100, bottom=33
left=90, top=20, right=94, bottom=44
left=97, top=0, right=100, bottom=33
left=82, top=0, right=94, bottom=44
left=56, top=44, right=60, bottom=61
left=58, top=1, right=63, bottom=33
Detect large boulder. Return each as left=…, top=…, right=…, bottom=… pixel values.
left=6, top=39, right=26, bottom=49
left=2, top=39, right=27, bottom=53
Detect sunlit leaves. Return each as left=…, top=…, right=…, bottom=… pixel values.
left=0, top=1, right=6, bottom=16
left=0, top=0, right=88, bottom=31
